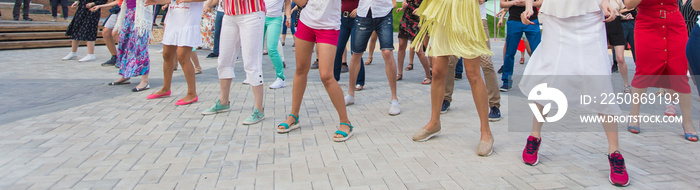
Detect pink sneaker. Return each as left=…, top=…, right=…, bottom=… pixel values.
left=664, top=104, right=677, bottom=116
left=522, top=136, right=541, bottom=166
left=608, top=151, right=630, bottom=187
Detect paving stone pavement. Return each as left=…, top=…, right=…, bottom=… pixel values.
left=1, top=37, right=699, bottom=189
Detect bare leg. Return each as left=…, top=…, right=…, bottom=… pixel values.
left=348, top=52, right=363, bottom=97
left=382, top=49, right=399, bottom=100
left=414, top=46, right=430, bottom=78
left=463, top=58, right=493, bottom=141
left=280, top=38, right=313, bottom=128
left=342, top=47, right=347, bottom=63
left=422, top=56, right=449, bottom=131
left=218, top=79, right=232, bottom=104
left=314, top=43, right=352, bottom=137
left=397, top=37, right=408, bottom=76
left=409, top=46, right=416, bottom=69
left=71, top=40, right=78, bottom=52
left=628, top=87, right=648, bottom=130
left=137, top=74, right=149, bottom=88
left=176, top=46, right=198, bottom=101
left=666, top=89, right=697, bottom=137
left=602, top=114, right=621, bottom=154
left=614, top=46, right=630, bottom=86
left=366, top=31, right=377, bottom=65
left=156, top=45, right=178, bottom=95
left=103, top=28, right=117, bottom=56
left=530, top=103, right=545, bottom=139
left=191, top=50, right=202, bottom=71
left=87, top=41, right=95, bottom=54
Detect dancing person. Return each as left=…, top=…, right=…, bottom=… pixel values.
left=153, top=3, right=168, bottom=25
left=62, top=0, right=108, bottom=62
left=13, top=0, right=32, bottom=21
left=277, top=0, right=356, bottom=142
left=442, top=0, right=503, bottom=122
left=518, top=0, right=630, bottom=186
left=496, top=9, right=533, bottom=73
left=606, top=0, right=631, bottom=93
left=396, top=0, right=431, bottom=84
left=204, top=0, right=224, bottom=58
left=626, top=0, right=697, bottom=142
left=51, top=0, right=70, bottom=21
left=92, top=0, right=122, bottom=66
left=333, top=0, right=366, bottom=90
left=280, top=2, right=297, bottom=46
left=263, top=0, right=291, bottom=89
left=145, top=0, right=205, bottom=106
left=499, top=0, right=542, bottom=91
left=611, top=3, right=637, bottom=73
left=200, top=0, right=270, bottom=125
left=346, top=0, right=402, bottom=116
left=686, top=0, right=700, bottom=97
left=410, top=0, right=495, bottom=157
left=106, top=0, right=153, bottom=92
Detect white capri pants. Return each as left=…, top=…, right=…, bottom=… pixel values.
left=217, top=11, right=265, bottom=86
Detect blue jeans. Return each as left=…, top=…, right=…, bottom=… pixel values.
left=687, top=24, right=700, bottom=95
left=334, top=16, right=365, bottom=85
left=352, top=11, right=395, bottom=53
left=456, top=58, right=463, bottom=76
left=282, top=9, right=297, bottom=35
left=212, top=11, right=224, bottom=55
left=502, top=20, right=541, bottom=85
left=153, top=5, right=167, bottom=23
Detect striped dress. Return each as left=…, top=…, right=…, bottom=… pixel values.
left=679, top=0, right=700, bottom=35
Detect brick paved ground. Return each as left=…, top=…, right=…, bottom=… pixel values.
left=1, top=38, right=699, bottom=189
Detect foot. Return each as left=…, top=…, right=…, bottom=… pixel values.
left=242, top=80, right=250, bottom=85
left=488, top=106, right=502, bottom=121
left=477, top=134, right=494, bottom=156
left=440, top=100, right=450, bottom=114
left=522, top=136, right=541, bottom=165
left=519, top=57, right=525, bottom=64
left=664, top=104, right=677, bottom=116
left=333, top=123, right=353, bottom=139
left=283, top=62, right=286, bottom=68
left=206, top=53, right=218, bottom=59
left=627, top=121, right=640, bottom=134
left=396, top=74, right=403, bottom=81
left=278, top=114, right=301, bottom=133
left=311, top=59, right=319, bottom=69
left=344, top=94, right=354, bottom=106
left=202, top=100, right=230, bottom=115
left=454, top=74, right=462, bottom=80
left=355, top=84, right=364, bottom=91
left=269, top=78, right=286, bottom=89
left=175, top=95, right=198, bottom=105
left=132, top=83, right=150, bottom=92
left=623, top=85, right=631, bottom=93
left=340, top=64, right=349, bottom=73
left=242, top=108, right=265, bottom=125
left=683, top=123, right=698, bottom=142
left=499, top=84, right=511, bottom=92
left=497, top=66, right=503, bottom=74
left=263, top=50, right=268, bottom=55
left=365, top=58, right=372, bottom=65
left=405, top=64, right=414, bottom=71
left=388, top=99, right=400, bottom=116
left=101, top=55, right=117, bottom=66
left=611, top=66, right=620, bottom=73
left=62, top=52, right=78, bottom=61
left=109, top=77, right=130, bottom=85
left=608, top=151, right=630, bottom=187
left=412, top=123, right=441, bottom=142
left=421, top=78, right=431, bottom=85
left=79, top=55, right=96, bottom=62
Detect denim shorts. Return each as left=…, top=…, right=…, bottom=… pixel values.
left=352, top=11, right=394, bottom=53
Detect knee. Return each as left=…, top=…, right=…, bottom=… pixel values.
left=102, top=29, right=112, bottom=37
left=432, top=68, right=446, bottom=79
left=381, top=50, right=393, bottom=57
left=616, top=56, right=626, bottom=64
left=177, top=52, right=190, bottom=63
left=320, top=72, right=336, bottom=86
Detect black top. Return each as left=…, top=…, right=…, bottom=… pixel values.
left=508, top=4, right=538, bottom=21
left=679, top=0, right=699, bottom=35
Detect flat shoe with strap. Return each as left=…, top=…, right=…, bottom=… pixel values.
left=277, top=114, right=300, bottom=133
left=333, top=123, right=354, bottom=142
left=132, top=84, right=150, bottom=92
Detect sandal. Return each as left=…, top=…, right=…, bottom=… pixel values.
left=405, top=64, right=414, bottom=71
left=108, top=79, right=131, bottom=85
left=623, top=85, right=631, bottom=93
left=277, top=114, right=300, bottom=133
left=683, top=124, right=698, bottom=142
left=365, top=58, right=372, bottom=65
left=627, top=123, right=640, bottom=134
left=195, top=68, right=202, bottom=74
left=396, top=74, right=403, bottom=81
left=355, top=84, right=364, bottom=91
left=333, top=122, right=354, bottom=142
left=132, top=84, right=150, bottom=92
left=519, top=57, right=525, bottom=64
left=421, top=78, right=432, bottom=85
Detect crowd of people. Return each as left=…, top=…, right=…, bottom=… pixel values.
left=39, top=0, right=700, bottom=187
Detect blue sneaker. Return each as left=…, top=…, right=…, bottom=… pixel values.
left=440, top=100, right=450, bottom=114
left=500, top=84, right=511, bottom=92
left=488, top=106, right=501, bottom=121
left=202, top=100, right=230, bottom=115
left=242, top=108, right=265, bottom=125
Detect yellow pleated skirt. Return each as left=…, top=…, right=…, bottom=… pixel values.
left=410, top=0, right=494, bottom=59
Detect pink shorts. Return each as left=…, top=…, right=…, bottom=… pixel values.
left=295, top=21, right=339, bottom=46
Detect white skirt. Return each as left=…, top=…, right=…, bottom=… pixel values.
left=518, top=11, right=621, bottom=115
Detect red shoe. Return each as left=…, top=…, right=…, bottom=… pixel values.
left=522, top=136, right=541, bottom=166
left=147, top=91, right=171, bottom=99
left=175, top=96, right=198, bottom=105
left=608, top=151, right=630, bottom=187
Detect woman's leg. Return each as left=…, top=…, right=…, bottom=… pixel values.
left=530, top=103, right=545, bottom=138
left=397, top=37, right=407, bottom=76
left=463, top=58, right=493, bottom=141
left=71, top=40, right=79, bottom=52
left=316, top=42, right=352, bottom=137
left=628, top=87, right=648, bottom=131
left=614, top=46, right=630, bottom=86
left=137, top=74, right=149, bottom=88
left=601, top=114, right=621, bottom=153
left=87, top=41, right=95, bottom=54
left=103, top=28, right=117, bottom=56
left=280, top=38, right=313, bottom=128
left=365, top=31, right=377, bottom=65
left=176, top=46, right=198, bottom=101
left=421, top=56, right=449, bottom=131
left=665, top=89, right=697, bottom=138
left=156, top=45, right=178, bottom=95
left=409, top=46, right=416, bottom=68
left=191, top=50, right=201, bottom=71
left=414, top=46, right=430, bottom=79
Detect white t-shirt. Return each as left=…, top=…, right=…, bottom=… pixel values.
left=357, top=0, right=392, bottom=18
left=264, top=0, right=284, bottom=17
left=540, top=0, right=601, bottom=18
left=479, top=3, right=486, bottom=20
left=299, top=0, right=341, bottom=30
left=217, top=0, right=224, bottom=12
left=167, top=0, right=205, bottom=27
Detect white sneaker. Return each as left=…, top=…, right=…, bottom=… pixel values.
left=388, top=99, right=401, bottom=116
left=79, top=54, right=96, bottom=62
left=242, top=79, right=250, bottom=85
left=269, top=78, right=286, bottom=89
left=345, top=94, right=354, bottom=106
left=62, top=52, right=78, bottom=61
left=156, top=49, right=164, bottom=54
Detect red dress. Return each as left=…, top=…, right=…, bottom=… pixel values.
left=631, top=0, right=691, bottom=93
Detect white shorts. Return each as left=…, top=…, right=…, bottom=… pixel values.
left=103, top=13, right=118, bottom=29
